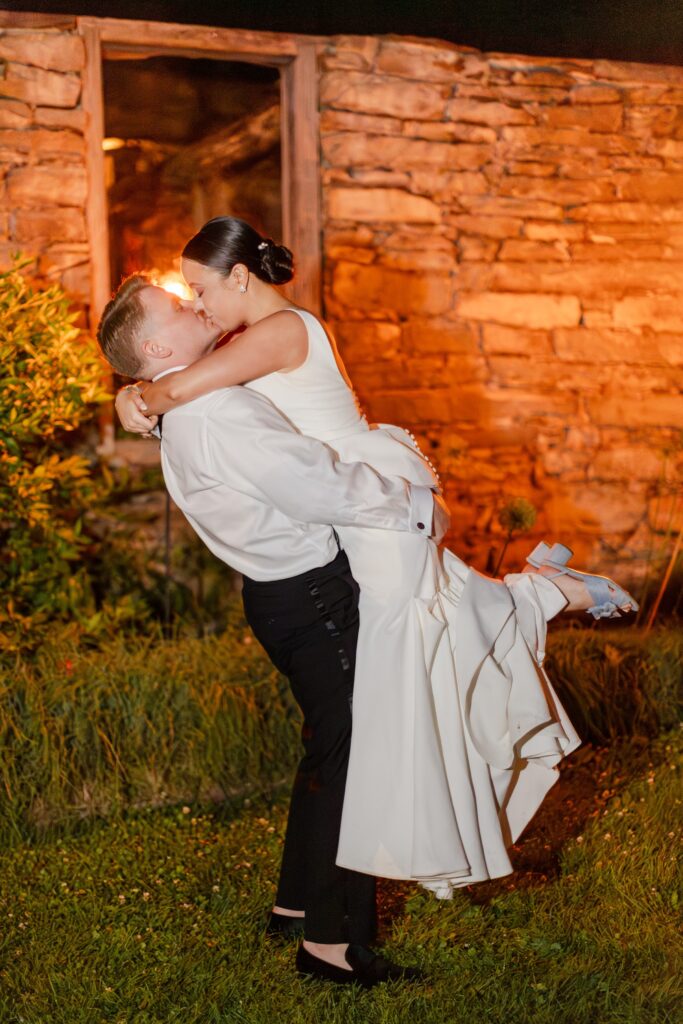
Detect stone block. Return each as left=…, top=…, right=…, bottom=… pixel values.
left=322, top=132, right=490, bottom=172
left=475, top=84, right=569, bottom=103
left=611, top=155, right=666, bottom=171
left=350, top=169, right=410, bottom=188
left=649, top=139, right=683, bottom=159
left=448, top=382, right=577, bottom=421
left=368, top=390, right=454, bottom=425
left=39, top=243, right=88, bottom=274
left=332, top=261, right=454, bottom=317
left=581, top=221, right=683, bottom=242
left=462, top=259, right=683, bottom=295
left=502, top=125, right=636, bottom=153
left=450, top=214, right=523, bottom=238
left=458, top=236, right=499, bottom=261
left=544, top=484, right=644, bottom=534
left=351, top=355, right=447, bottom=390
left=0, top=127, right=84, bottom=157
left=320, top=108, right=401, bottom=135
left=0, top=31, right=84, bottom=72
left=498, top=175, right=614, bottom=204
left=7, top=164, right=86, bottom=206
left=323, top=36, right=379, bottom=71
left=0, top=62, right=80, bottom=107
left=376, top=39, right=464, bottom=82
left=331, top=319, right=402, bottom=362
left=615, top=172, right=683, bottom=203
left=457, top=291, right=581, bottom=328
left=402, top=317, right=480, bottom=355
left=588, top=392, right=683, bottom=427
left=410, top=170, right=488, bottom=200
left=625, top=105, right=678, bottom=136
left=628, top=86, right=683, bottom=105
left=594, top=59, right=683, bottom=84
left=0, top=97, right=30, bottom=127
left=511, top=69, right=577, bottom=88
left=559, top=155, right=612, bottom=179
left=446, top=98, right=535, bottom=126
left=481, top=323, right=553, bottom=355
left=541, top=104, right=623, bottom=132
left=552, top=327, right=676, bottom=364
left=402, top=121, right=497, bottom=144
left=320, top=71, right=449, bottom=120
left=458, top=195, right=563, bottom=220
left=13, top=206, right=86, bottom=243
left=378, top=248, right=453, bottom=271
left=326, top=244, right=375, bottom=264
left=325, top=225, right=375, bottom=247
left=613, top=296, right=683, bottom=332
left=524, top=221, right=585, bottom=241
left=569, top=85, right=622, bottom=104
left=505, top=160, right=557, bottom=177
left=500, top=239, right=570, bottom=261
left=571, top=240, right=672, bottom=261
left=488, top=355, right=569, bottom=389
left=33, top=105, right=85, bottom=131
left=383, top=228, right=452, bottom=251
left=60, top=260, right=89, bottom=299
left=327, top=187, right=441, bottom=223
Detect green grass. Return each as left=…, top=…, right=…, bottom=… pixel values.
left=1, top=623, right=680, bottom=842
left=0, top=730, right=680, bottom=1024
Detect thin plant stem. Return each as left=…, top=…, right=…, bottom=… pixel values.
left=493, top=531, right=512, bottom=577
left=644, top=525, right=683, bottom=634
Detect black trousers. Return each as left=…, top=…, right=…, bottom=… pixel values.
left=242, top=549, right=377, bottom=945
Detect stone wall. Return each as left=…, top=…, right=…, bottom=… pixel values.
left=1, top=16, right=681, bottom=581
left=0, top=18, right=89, bottom=299
left=321, top=36, right=683, bottom=577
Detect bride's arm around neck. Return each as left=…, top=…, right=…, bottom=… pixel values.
left=138, top=309, right=309, bottom=414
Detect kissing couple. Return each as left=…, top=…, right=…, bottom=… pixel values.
left=99, top=215, right=637, bottom=988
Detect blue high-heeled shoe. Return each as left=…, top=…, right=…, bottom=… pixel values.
left=526, top=541, right=639, bottom=620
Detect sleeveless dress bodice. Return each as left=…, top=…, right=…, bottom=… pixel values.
left=245, top=308, right=369, bottom=444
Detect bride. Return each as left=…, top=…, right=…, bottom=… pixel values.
left=116, top=216, right=637, bottom=898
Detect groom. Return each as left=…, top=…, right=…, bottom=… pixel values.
left=97, top=276, right=447, bottom=987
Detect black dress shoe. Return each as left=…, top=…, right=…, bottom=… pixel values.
left=296, top=942, right=423, bottom=988
left=265, top=911, right=305, bottom=939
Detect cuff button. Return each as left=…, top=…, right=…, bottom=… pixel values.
left=417, top=522, right=425, bottom=530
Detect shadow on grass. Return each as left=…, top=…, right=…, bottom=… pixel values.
left=376, top=735, right=662, bottom=932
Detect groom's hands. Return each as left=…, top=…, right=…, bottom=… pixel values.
left=115, top=385, right=159, bottom=438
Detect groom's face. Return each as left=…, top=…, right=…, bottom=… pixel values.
left=139, top=285, right=222, bottom=371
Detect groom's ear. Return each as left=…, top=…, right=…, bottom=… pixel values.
left=141, top=337, right=173, bottom=360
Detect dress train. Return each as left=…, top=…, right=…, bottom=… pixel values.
left=332, top=427, right=581, bottom=895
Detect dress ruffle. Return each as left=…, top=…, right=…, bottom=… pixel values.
left=336, top=545, right=581, bottom=896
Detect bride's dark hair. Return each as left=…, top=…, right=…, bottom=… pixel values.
left=182, top=216, right=294, bottom=286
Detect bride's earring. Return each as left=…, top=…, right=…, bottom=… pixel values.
left=239, top=284, right=246, bottom=293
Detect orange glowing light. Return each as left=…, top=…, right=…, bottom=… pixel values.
left=154, top=271, right=194, bottom=301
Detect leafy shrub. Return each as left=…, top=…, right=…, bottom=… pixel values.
left=0, top=261, right=150, bottom=652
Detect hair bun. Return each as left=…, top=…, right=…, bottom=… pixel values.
left=258, top=237, right=294, bottom=286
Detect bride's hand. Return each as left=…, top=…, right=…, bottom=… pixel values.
left=115, top=386, right=159, bottom=436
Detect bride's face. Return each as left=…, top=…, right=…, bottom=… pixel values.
left=181, top=257, right=245, bottom=333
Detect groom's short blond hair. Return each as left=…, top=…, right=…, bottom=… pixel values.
left=97, top=274, right=151, bottom=378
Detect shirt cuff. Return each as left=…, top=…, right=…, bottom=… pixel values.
left=409, top=485, right=434, bottom=536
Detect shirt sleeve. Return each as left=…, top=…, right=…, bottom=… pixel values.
left=205, top=390, right=434, bottom=535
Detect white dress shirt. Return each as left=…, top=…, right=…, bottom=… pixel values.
left=156, top=374, right=436, bottom=582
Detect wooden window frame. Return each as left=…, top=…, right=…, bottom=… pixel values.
left=78, top=16, right=323, bottom=326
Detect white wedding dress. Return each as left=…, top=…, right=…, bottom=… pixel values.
left=247, top=309, right=580, bottom=897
